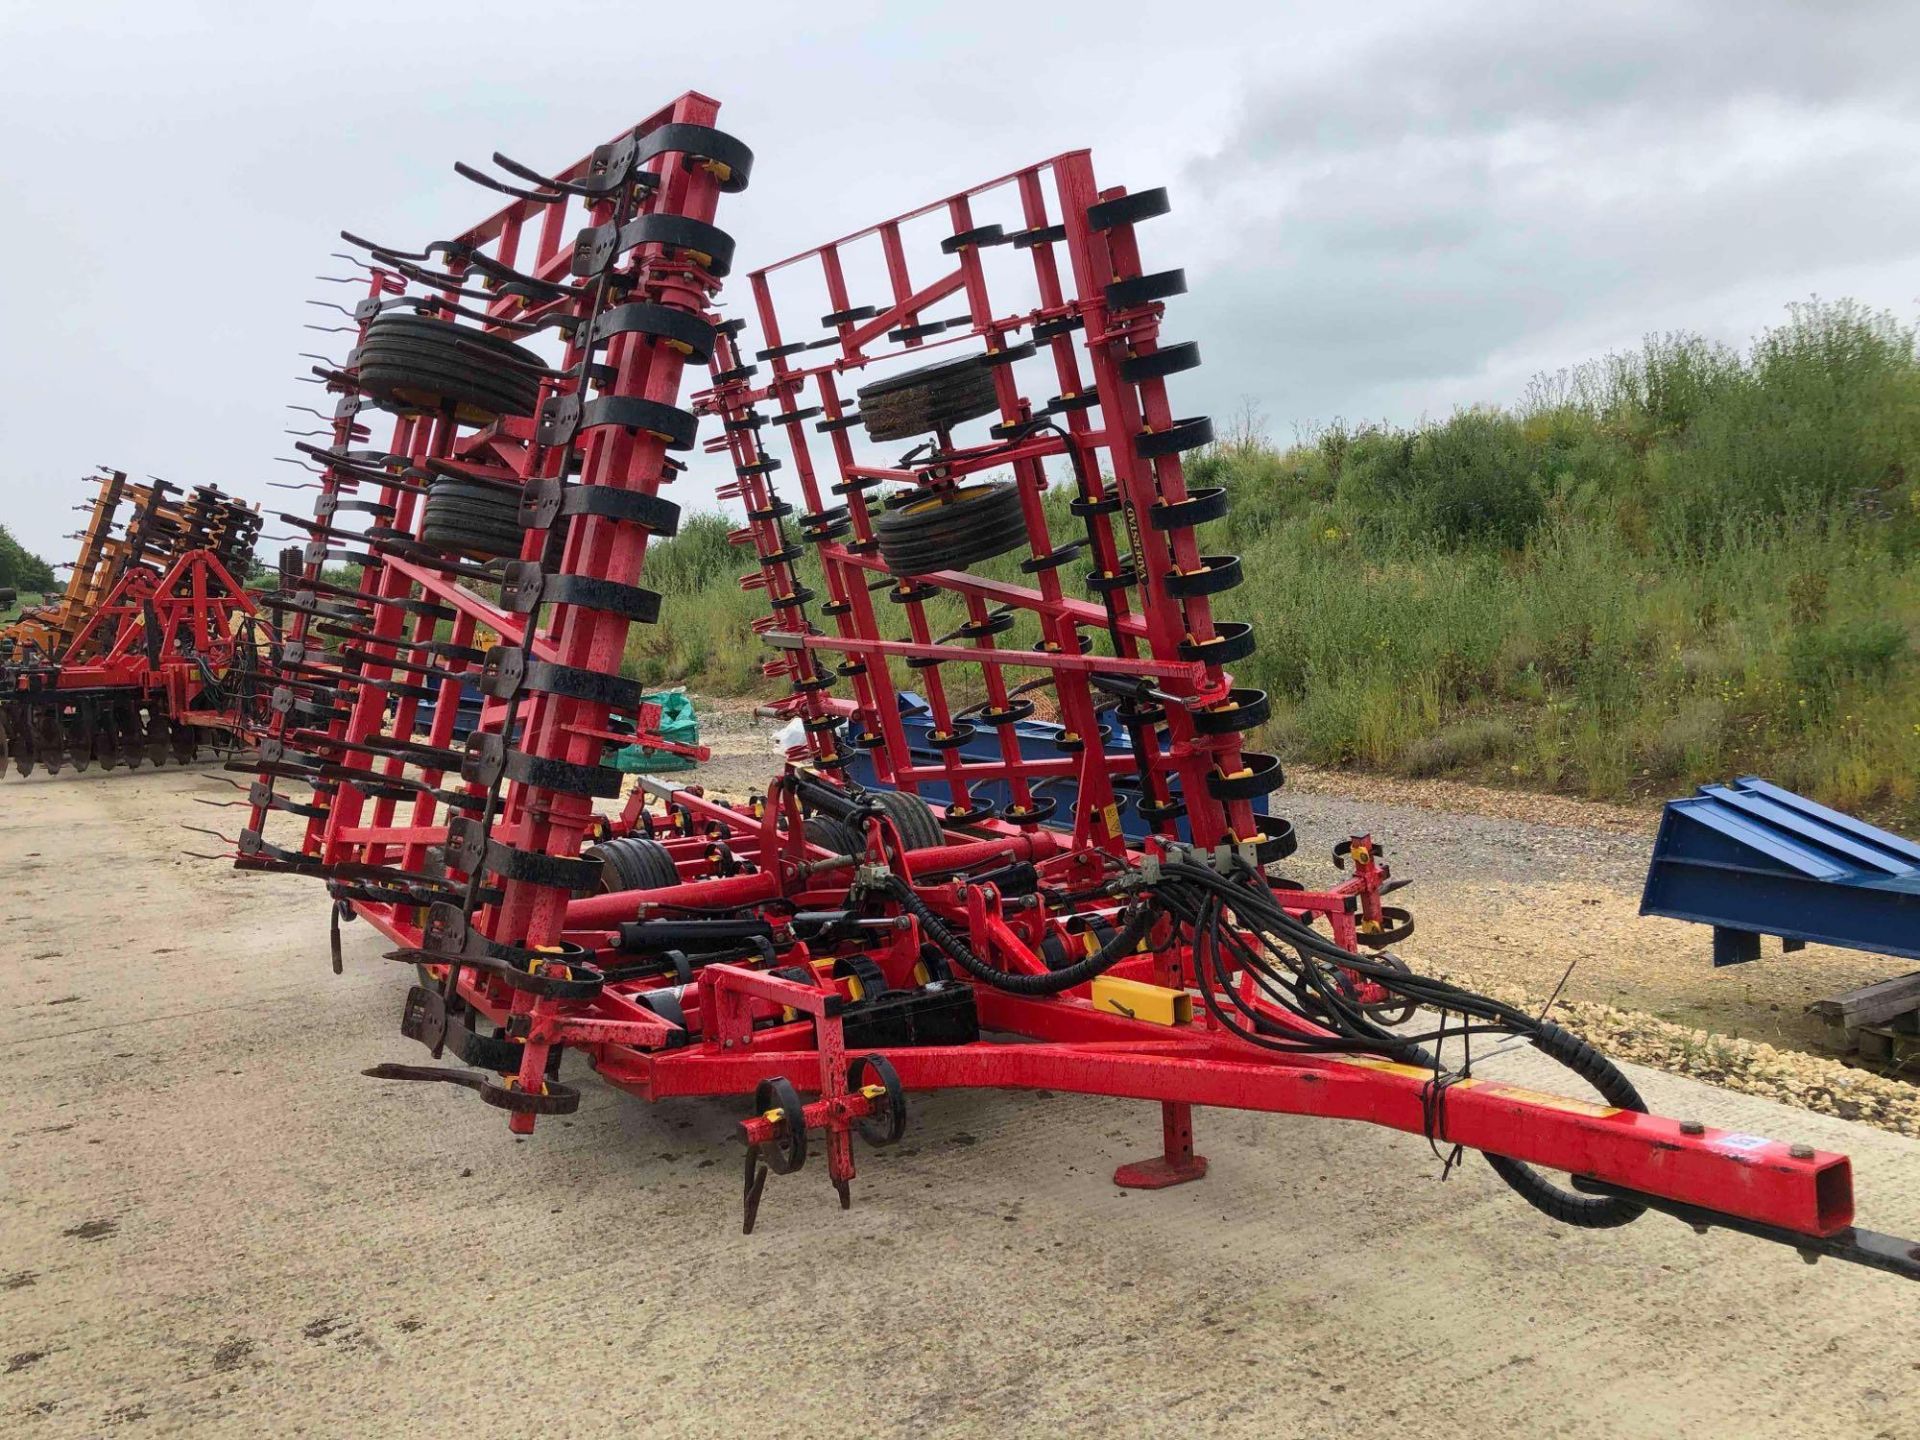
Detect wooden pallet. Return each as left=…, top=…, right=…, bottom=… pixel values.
left=1809, top=972, right=1920, bottom=1069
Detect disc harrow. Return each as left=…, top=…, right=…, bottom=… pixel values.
left=224, top=102, right=1919, bottom=1283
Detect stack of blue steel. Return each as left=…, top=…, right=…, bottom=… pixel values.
left=840, top=694, right=1268, bottom=843
left=1641, top=775, right=1920, bottom=966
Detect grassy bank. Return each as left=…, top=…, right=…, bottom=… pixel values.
left=630, top=298, right=1920, bottom=825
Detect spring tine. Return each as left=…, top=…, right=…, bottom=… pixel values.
left=306, top=299, right=359, bottom=317
left=460, top=249, right=571, bottom=299
left=304, top=323, right=359, bottom=334
left=267, top=482, right=320, bottom=492
left=452, top=159, right=564, bottom=206
left=180, top=822, right=238, bottom=845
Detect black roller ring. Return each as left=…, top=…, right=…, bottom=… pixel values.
left=618, top=212, right=737, bottom=277
left=830, top=475, right=881, bottom=496
left=925, top=724, right=978, bottom=750
left=712, top=364, right=757, bottom=385
left=1179, top=621, right=1257, bottom=667
left=957, top=612, right=1016, bottom=640
left=976, top=700, right=1035, bottom=727
left=1086, top=568, right=1140, bottom=596
left=816, top=413, right=863, bottom=433
left=1051, top=732, right=1088, bottom=754
left=1070, top=494, right=1124, bottom=518
left=1164, top=554, right=1242, bottom=598
left=813, top=750, right=852, bottom=773
left=1033, top=314, right=1085, bottom=342
left=1106, top=268, right=1187, bottom=310
left=802, top=517, right=853, bottom=543
left=1135, top=416, right=1214, bottom=459
left=879, top=490, right=919, bottom=512
left=799, top=506, right=849, bottom=529
left=1137, top=796, right=1187, bottom=824
left=887, top=582, right=940, bottom=605
left=737, top=458, right=781, bottom=477
left=1011, top=224, right=1067, bottom=249
left=773, top=406, right=823, bottom=425
left=1149, top=485, right=1229, bottom=530
left=802, top=714, right=842, bottom=735
left=1043, top=392, right=1099, bottom=416
left=905, top=655, right=944, bottom=671
left=822, top=305, right=877, bottom=326
left=793, top=674, right=836, bottom=694
left=633, top=122, right=755, bottom=193
left=1121, top=341, right=1202, bottom=383
left=1192, top=687, right=1271, bottom=736
left=835, top=659, right=868, bottom=678
left=982, top=341, right=1036, bottom=367
left=1207, top=752, right=1286, bottom=801
left=850, top=728, right=887, bottom=749
left=1252, top=814, right=1299, bottom=864
left=942, top=800, right=997, bottom=825
left=760, top=544, right=806, bottom=566
left=888, top=321, right=946, bottom=343
left=770, top=584, right=816, bottom=607
left=756, top=342, right=809, bottom=361
left=724, top=416, right=764, bottom=433
left=1020, top=541, right=1087, bottom=574
left=845, top=537, right=881, bottom=556
left=590, top=302, right=718, bottom=363
left=1002, top=797, right=1059, bottom=827
left=1087, top=187, right=1171, bottom=231
left=746, top=499, right=795, bottom=522
left=819, top=599, right=853, bottom=618
left=941, top=224, right=1005, bottom=252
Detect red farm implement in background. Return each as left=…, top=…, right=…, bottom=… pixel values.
left=1, top=470, right=266, bottom=774
left=225, top=98, right=1919, bottom=1282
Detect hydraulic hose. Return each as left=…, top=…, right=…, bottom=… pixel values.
left=883, top=874, right=1154, bottom=996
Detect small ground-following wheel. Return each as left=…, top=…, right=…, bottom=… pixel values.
left=582, top=834, right=680, bottom=893
left=868, top=788, right=944, bottom=851
left=754, top=1075, right=808, bottom=1174
left=848, top=1054, right=907, bottom=1147
left=420, top=478, right=525, bottom=561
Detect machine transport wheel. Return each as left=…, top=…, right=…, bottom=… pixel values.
left=869, top=789, right=944, bottom=851
left=873, top=482, right=1029, bottom=576
left=355, top=314, right=544, bottom=424
left=856, top=355, right=999, bottom=442
left=583, top=834, right=680, bottom=893
left=420, top=478, right=525, bottom=561
left=802, top=814, right=863, bottom=856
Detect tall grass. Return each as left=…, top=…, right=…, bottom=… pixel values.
left=634, top=298, right=1920, bottom=825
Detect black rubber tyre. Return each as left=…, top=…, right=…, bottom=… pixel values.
left=873, top=483, right=1029, bottom=577
left=870, top=789, right=944, bottom=851
left=583, top=835, right=680, bottom=894
left=857, top=356, right=999, bottom=442
left=420, top=479, right=524, bottom=560
left=356, top=314, right=544, bottom=425
left=803, top=814, right=863, bottom=856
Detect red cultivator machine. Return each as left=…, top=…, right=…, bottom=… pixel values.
left=1, top=470, right=265, bottom=775
left=228, top=96, right=1919, bottom=1280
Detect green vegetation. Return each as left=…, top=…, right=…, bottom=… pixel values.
left=632, top=298, right=1920, bottom=825
left=0, top=524, right=56, bottom=595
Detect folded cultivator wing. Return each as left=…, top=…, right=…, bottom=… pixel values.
left=1, top=469, right=264, bottom=775
left=231, top=98, right=1919, bottom=1280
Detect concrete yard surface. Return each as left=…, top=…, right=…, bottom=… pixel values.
left=3, top=766, right=1917, bottom=1438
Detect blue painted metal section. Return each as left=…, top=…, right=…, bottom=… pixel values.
left=841, top=694, right=1267, bottom=843
left=1641, top=775, right=1920, bottom=965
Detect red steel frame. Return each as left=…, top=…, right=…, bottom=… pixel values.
left=229, top=115, right=1918, bottom=1272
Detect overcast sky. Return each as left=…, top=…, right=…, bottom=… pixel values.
left=2, top=0, right=1916, bottom=560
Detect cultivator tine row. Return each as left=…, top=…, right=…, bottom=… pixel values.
left=199, top=97, right=1920, bottom=1284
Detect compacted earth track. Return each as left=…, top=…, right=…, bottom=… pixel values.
left=1, top=764, right=1917, bottom=1436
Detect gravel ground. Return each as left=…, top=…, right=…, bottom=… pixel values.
left=2, top=764, right=1917, bottom=1437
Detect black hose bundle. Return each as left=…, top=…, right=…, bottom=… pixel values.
left=883, top=874, right=1155, bottom=997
